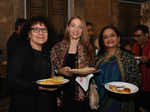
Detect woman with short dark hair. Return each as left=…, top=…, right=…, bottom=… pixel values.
left=50, top=16, right=96, bottom=112
left=7, top=16, right=57, bottom=112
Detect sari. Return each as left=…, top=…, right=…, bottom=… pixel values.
left=95, top=56, right=121, bottom=112
left=94, top=49, right=141, bottom=112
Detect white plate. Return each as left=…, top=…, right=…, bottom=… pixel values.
left=104, top=81, right=139, bottom=94
left=134, top=56, right=141, bottom=60
left=36, top=78, right=69, bottom=88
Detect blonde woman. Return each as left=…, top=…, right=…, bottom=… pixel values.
left=50, top=16, right=95, bottom=112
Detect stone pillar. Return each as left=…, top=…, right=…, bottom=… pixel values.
left=74, top=0, right=85, bottom=19
left=68, top=0, right=75, bottom=19
left=111, top=0, right=119, bottom=26
left=68, top=0, right=86, bottom=19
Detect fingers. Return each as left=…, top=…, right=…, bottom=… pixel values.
left=39, top=87, right=57, bottom=91
left=59, top=67, right=73, bottom=77
left=65, top=67, right=72, bottom=71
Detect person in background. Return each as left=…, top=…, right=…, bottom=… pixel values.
left=7, top=18, right=27, bottom=58
left=7, top=16, right=57, bottom=112
left=120, top=38, right=136, bottom=54
left=132, top=24, right=150, bottom=112
left=86, top=22, right=99, bottom=55
left=86, top=22, right=95, bottom=38
left=50, top=16, right=96, bottom=112
left=94, top=25, right=141, bottom=112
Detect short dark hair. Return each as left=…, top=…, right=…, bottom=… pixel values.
left=29, top=16, right=49, bottom=28
left=134, top=24, right=149, bottom=34
left=15, top=18, right=26, bottom=30
left=86, top=21, right=93, bottom=27
left=20, top=16, right=49, bottom=39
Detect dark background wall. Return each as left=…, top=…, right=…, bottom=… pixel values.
left=0, top=0, right=141, bottom=57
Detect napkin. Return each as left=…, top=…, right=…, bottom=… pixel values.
left=75, top=74, right=94, bottom=91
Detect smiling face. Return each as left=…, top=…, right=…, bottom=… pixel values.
left=102, top=28, right=120, bottom=49
left=67, top=18, right=83, bottom=40
left=134, top=30, right=146, bottom=45
left=29, top=23, right=48, bottom=49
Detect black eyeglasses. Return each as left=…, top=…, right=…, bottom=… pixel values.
left=31, top=28, right=48, bottom=33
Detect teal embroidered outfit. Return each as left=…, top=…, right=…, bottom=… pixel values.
left=94, top=49, right=141, bottom=112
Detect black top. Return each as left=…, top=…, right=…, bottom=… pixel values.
left=64, top=53, right=77, bottom=69
left=7, top=41, right=57, bottom=112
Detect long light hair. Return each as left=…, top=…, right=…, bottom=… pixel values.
left=64, top=16, right=95, bottom=64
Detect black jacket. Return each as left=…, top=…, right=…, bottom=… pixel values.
left=7, top=42, right=57, bottom=112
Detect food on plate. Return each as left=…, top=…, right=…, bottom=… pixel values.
left=122, top=88, right=131, bottom=94
left=53, top=76, right=64, bottom=81
left=39, top=76, right=64, bottom=85
left=109, top=84, right=131, bottom=94
left=72, top=67, right=95, bottom=71
left=109, top=84, right=117, bottom=91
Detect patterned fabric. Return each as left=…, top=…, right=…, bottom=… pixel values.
left=95, top=56, right=122, bottom=112
left=50, top=40, right=92, bottom=101
left=95, top=49, right=141, bottom=112
left=96, top=49, right=141, bottom=86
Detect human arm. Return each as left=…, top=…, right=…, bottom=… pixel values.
left=7, top=48, right=38, bottom=94
left=50, top=44, right=73, bottom=77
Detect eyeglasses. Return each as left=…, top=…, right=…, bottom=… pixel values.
left=103, top=34, right=117, bottom=39
left=31, top=28, right=48, bottom=33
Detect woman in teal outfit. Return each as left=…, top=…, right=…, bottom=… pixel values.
left=94, top=25, right=141, bottom=112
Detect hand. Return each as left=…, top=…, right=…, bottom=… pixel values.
left=58, top=66, right=72, bottom=77
left=39, top=87, right=57, bottom=91
left=80, top=67, right=97, bottom=74
left=140, top=56, right=149, bottom=63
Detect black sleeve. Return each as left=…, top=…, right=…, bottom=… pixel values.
left=7, top=48, right=38, bottom=94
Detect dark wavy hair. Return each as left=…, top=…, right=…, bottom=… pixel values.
left=20, top=16, right=55, bottom=52
left=98, top=25, right=120, bottom=55
left=20, top=16, right=49, bottom=39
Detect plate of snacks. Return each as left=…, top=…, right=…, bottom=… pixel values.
left=36, top=76, right=69, bottom=88
left=104, top=81, right=139, bottom=94
left=70, top=67, right=98, bottom=74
